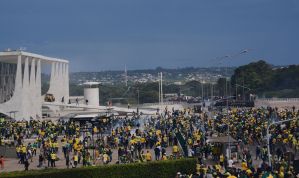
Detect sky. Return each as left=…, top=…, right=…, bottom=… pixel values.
left=0, top=0, right=298, bottom=72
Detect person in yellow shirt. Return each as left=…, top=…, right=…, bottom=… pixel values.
left=241, top=160, right=247, bottom=170
left=16, top=146, right=21, bottom=159
left=130, top=139, right=135, bottom=145
left=215, top=163, right=222, bottom=172
left=283, top=138, right=288, bottom=144
left=156, top=130, right=161, bottom=136
left=141, top=137, right=146, bottom=148
left=145, top=150, right=152, bottom=161
left=73, top=153, right=78, bottom=167
left=187, top=138, right=193, bottom=146
left=114, top=137, right=119, bottom=148
left=73, top=143, right=78, bottom=152
left=172, top=145, right=179, bottom=158
left=162, top=153, right=167, bottom=160
left=93, top=126, right=98, bottom=136
left=50, top=152, right=56, bottom=167
left=75, top=137, right=80, bottom=144
left=219, top=154, right=224, bottom=166
left=163, top=136, right=168, bottom=147
left=20, top=144, right=27, bottom=165
left=54, top=142, right=58, bottom=152
left=103, top=153, right=110, bottom=164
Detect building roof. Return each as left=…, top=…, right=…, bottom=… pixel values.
left=0, top=50, right=68, bottom=63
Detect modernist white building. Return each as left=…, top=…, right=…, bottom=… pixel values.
left=0, top=50, right=69, bottom=120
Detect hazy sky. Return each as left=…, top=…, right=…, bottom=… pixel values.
left=0, top=0, right=298, bottom=71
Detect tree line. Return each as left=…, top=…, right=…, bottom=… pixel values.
left=227, top=60, right=299, bottom=98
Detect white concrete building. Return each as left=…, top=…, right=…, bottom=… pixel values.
left=0, top=51, right=69, bottom=120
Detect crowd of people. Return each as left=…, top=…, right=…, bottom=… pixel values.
left=0, top=104, right=298, bottom=177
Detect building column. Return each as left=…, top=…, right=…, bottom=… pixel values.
left=29, top=58, right=36, bottom=119
left=65, top=63, right=69, bottom=102
left=35, top=59, right=41, bottom=118
left=62, top=63, right=69, bottom=102
left=12, top=55, right=23, bottom=119
left=49, top=62, right=58, bottom=100
left=15, top=55, right=23, bottom=95
left=61, top=63, right=66, bottom=101
left=49, top=62, right=55, bottom=96
left=55, top=62, right=61, bottom=101
left=22, top=57, right=30, bottom=120
left=47, top=62, right=69, bottom=105
left=59, top=62, right=64, bottom=102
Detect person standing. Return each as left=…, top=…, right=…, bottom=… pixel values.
left=154, top=146, right=161, bottom=160
left=61, top=96, right=65, bottom=104
left=228, top=157, right=234, bottom=168
left=76, top=98, right=79, bottom=106
left=73, top=152, right=78, bottom=168
left=255, top=145, right=261, bottom=160
left=172, top=144, right=179, bottom=158
left=66, top=154, right=70, bottom=168
left=219, top=154, right=224, bottom=166
left=47, top=152, right=51, bottom=167
left=50, top=152, right=56, bottom=167
left=37, top=154, right=44, bottom=167
left=145, top=150, right=152, bottom=162
left=24, top=159, right=30, bottom=171
left=162, top=153, right=167, bottom=160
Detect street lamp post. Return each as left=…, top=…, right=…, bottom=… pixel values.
left=201, top=80, right=204, bottom=102
left=158, top=74, right=160, bottom=105
left=211, top=49, right=249, bottom=159
left=266, top=117, right=298, bottom=167
left=137, top=89, right=140, bottom=106
left=226, top=95, right=231, bottom=159
left=215, top=96, right=235, bottom=158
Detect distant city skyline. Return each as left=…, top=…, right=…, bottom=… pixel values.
left=0, top=0, right=298, bottom=72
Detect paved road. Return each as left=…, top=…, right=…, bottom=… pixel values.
left=1, top=143, right=174, bottom=172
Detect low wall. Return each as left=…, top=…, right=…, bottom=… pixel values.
left=0, top=145, right=17, bottom=158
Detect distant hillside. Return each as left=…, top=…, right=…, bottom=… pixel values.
left=69, top=67, right=235, bottom=85
left=230, top=60, right=299, bottom=98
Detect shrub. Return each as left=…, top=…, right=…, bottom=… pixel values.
left=0, top=158, right=197, bottom=178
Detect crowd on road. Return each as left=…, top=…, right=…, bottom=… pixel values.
left=0, top=105, right=298, bottom=177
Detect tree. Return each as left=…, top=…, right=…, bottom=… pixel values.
left=231, top=60, right=273, bottom=94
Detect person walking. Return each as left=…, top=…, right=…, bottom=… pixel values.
left=37, top=154, right=44, bottom=167
left=66, top=154, right=70, bottom=168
